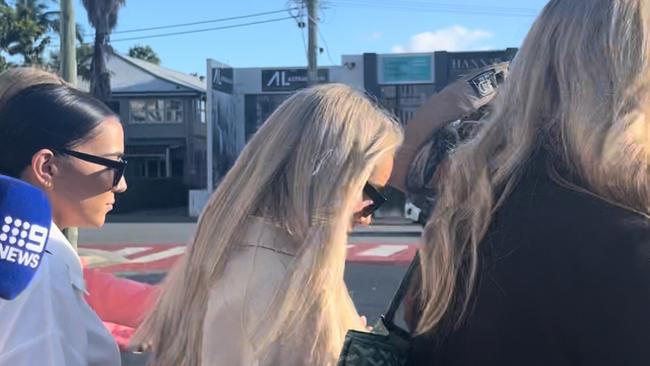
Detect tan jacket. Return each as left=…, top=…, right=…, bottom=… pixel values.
left=201, top=217, right=313, bottom=365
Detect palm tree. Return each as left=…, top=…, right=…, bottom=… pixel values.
left=1, top=0, right=61, bottom=66
left=1, top=0, right=84, bottom=69
left=81, top=0, right=125, bottom=100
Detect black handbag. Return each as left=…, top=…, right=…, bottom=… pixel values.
left=337, top=252, right=420, bottom=366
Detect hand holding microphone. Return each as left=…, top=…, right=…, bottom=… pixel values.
left=0, top=175, right=51, bottom=300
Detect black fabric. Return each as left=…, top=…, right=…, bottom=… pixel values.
left=407, top=160, right=650, bottom=366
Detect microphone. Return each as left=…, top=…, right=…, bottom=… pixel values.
left=0, top=175, right=51, bottom=300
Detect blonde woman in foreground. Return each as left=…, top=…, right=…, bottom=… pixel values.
left=408, top=0, right=650, bottom=365
left=134, top=84, right=403, bottom=365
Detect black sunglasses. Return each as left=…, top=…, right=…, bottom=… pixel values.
left=361, top=183, right=388, bottom=218
left=57, top=149, right=127, bottom=188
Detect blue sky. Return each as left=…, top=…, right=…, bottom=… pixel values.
left=61, top=0, right=549, bottom=75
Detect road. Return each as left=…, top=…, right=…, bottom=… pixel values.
left=79, top=222, right=420, bottom=245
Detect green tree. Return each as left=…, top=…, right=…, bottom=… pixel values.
left=81, top=0, right=125, bottom=100
left=48, top=43, right=93, bottom=80
left=0, top=0, right=55, bottom=66
left=0, top=2, right=12, bottom=71
left=0, top=0, right=83, bottom=69
left=128, top=44, right=160, bottom=65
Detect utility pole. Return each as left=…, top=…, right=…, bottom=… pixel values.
left=60, top=0, right=77, bottom=85
left=306, top=0, right=318, bottom=86
left=60, top=0, right=79, bottom=248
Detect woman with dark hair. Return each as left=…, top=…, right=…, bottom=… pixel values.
left=0, top=68, right=127, bottom=365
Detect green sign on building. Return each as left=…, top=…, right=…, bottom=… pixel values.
left=379, top=54, right=434, bottom=84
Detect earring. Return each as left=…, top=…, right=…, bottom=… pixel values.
left=44, top=181, right=52, bottom=190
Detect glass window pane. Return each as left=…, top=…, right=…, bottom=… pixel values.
left=244, top=94, right=290, bottom=140
left=379, top=84, right=436, bottom=125
left=130, top=99, right=184, bottom=123
left=200, top=100, right=206, bottom=123
left=152, top=100, right=165, bottom=121
left=129, top=100, right=147, bottom=123
left=166, top=99, right=183, bottom=122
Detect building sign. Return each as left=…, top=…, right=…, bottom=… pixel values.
left=211, top=67, right=234, bottom=94
left=261, top=69, right=329, bottom=92
left=206, top=59, right=239, bottom=194
left=378, top=55, right=434, bottom=85
left=451, top=57, right=505, bottom=70
left=447, top=50, right=517, bottom=79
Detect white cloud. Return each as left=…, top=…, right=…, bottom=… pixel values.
left=391, top=26, right=494, bottom=53
left=370, top=31, right=383, bottom=41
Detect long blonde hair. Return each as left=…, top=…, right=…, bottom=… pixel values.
left=418, top=0, right=650, bottom=335
left=134, top=83, right=403, bottom=365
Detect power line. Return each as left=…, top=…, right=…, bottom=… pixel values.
left=318, top=29, right=335, bottom=65
left=298, top=16, right=309, bottom=61
left=287, top=3, right=310, bottom=62
left=338, top=0, right=537, bottom=13
left=110, top=17, right=294, bottom=43
left=51, top=16, right=294, bottom=47
left=292, top=3, right=335, bottom=67
left=85, top=8, right=299, bottom=37
left=333, top=4, right=537, bottom=17
left=306, top=13, right=335, bottom=65
left=332, top=0, right=537, bottom=12
left=328, top=0, right=539, bottom=17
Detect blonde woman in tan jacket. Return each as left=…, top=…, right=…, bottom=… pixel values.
left=134, top=84, right=403, bottom=365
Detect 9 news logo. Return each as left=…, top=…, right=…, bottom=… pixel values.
left=0, top=216, right=48, bottom=268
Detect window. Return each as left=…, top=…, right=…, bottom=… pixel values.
left=379, top=84, right=436, bottom=125
left=129, top=98, right=184, bottom=124
left=197, top=99, right=206, bottom=124
left=165, top=100, right=183, bottom=122
left=244, top=94, right=291, bottom=140
left=126, top=157, right=167, bottom=178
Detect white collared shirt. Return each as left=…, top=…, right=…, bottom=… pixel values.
left=0, top=223, right=120, bottom=366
